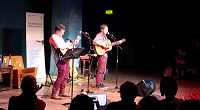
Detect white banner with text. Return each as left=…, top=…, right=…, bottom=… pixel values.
left=26, top=12, right=46, bottom=79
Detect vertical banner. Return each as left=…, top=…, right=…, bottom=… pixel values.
left=26, top=12, right=46, bottom=79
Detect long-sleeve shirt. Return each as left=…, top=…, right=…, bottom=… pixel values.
left=93, top=32, right=108, bottom=57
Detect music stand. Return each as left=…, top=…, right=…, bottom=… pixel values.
left=62, top=47, right=85, bottom=105
left=61, top=47, right=85, bottom=60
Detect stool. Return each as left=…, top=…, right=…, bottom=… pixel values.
left=79, top=55, right=91, bottom=76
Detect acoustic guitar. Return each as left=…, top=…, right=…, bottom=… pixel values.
left=60, top=35, right=81, bottom=55
left=69, top=60, right=78, bottom=78
left=95, top=38, right=126, bottom=55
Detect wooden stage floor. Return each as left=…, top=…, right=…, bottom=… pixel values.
left=1, top=67, right=200, bottom=110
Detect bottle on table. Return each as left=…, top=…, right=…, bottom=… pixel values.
left=8, top=54, right=12, bottom=67
left=3, top=57, right=6, bottom=67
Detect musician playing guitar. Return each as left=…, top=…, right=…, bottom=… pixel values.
left=93, top=24, right=124, bottom=88
left=49, top=24, right=81, bottom=100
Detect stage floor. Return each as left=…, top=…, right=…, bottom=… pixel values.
left=1, top=67, right=200, bottom=110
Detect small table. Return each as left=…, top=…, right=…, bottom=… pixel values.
left=0, top=66, right=13, bottom=91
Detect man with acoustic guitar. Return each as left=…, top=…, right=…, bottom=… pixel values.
left=93, top=24, right=124, bottom=88
left=49, top=24, right=81, bottom=100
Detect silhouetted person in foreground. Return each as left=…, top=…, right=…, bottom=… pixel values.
left=176, top=100, right=200, bottom=110
left=8, top=75, right=45, bottom=110
left=69, top=94, right=94, bottom=110
left=105, top=81, right=138, bottom=110
left=159, top=77, right=183, bottom=110
left=137, top=96, right=164, bottom=110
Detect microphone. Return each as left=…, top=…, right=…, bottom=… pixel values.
left=66, top=38, right=74, bottom=42
left=79, top=31, right=88, bottom=34
left=107, top=32, right=113, bottom=36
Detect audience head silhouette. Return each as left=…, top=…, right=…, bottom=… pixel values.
left=159, top=77, right=182, bottom=110
left=160, top=77, right=178, bottom=97
left=8, top=75, right=46, bottom=110
left=120, top=81, right=138, bottom=101
left=21, top=75, right=38, bottom=93
left=137, top=96, right=164, bottom=110
left=105, top=81, right=138, bottom=110
left=176, top=100, right=200, bottom=110
left=69, top=94, right=94, bottom=110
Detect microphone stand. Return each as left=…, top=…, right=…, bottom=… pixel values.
left=81, top=33, right=93, bottom=94
left=71, top=43, right=75, bottom=100
left=105, top=34, right=122, bottom=92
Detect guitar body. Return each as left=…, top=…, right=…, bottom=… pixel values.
left=60, top=49, right=67, bottom=55
left=60, top=41, right=71, bottom=55
left=95, top=38, right=126, bottom=55
left=69, top=60, right=78, bottom=78
left=95, top=39, right=112, bottom=55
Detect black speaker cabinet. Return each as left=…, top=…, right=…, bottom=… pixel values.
left=137, top=78, right=156, bottom=97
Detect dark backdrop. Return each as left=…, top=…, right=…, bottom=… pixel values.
left=1, top=0, right=200, bottom=73
left=82, top=0, right=200, bottom=72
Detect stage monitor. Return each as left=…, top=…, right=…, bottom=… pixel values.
left=87, top=93, right=107, bottom=110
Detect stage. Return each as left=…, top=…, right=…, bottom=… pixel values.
left=1, top=66, right=200, bottom=110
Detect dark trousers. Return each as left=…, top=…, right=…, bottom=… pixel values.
left=52, top=60, right=70, bottom=95
left=96, top=55, right=107, bottom=85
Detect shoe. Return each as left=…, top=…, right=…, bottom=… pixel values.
left=59, top=93, right=69, bottom=97
left=190, top=93, right=199, bottom=100
left=96, top=84, right=102, bottom=88
left=100, top=84, right=108, bottom=88
left=51, top=94, right=62, bottom=100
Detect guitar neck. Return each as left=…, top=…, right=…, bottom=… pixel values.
left=110, top=41, right=120, bottom=46
left=110, top=39, right=126, bottom=46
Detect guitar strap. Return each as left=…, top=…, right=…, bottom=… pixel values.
left=50, top=44, right=63, bottom=59
left=102, top=34, right=108, bottom=57
left=103, top=34, right=107, bottom=40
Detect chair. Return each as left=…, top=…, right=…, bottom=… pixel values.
left=3, top=56, right=38, bottom=88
